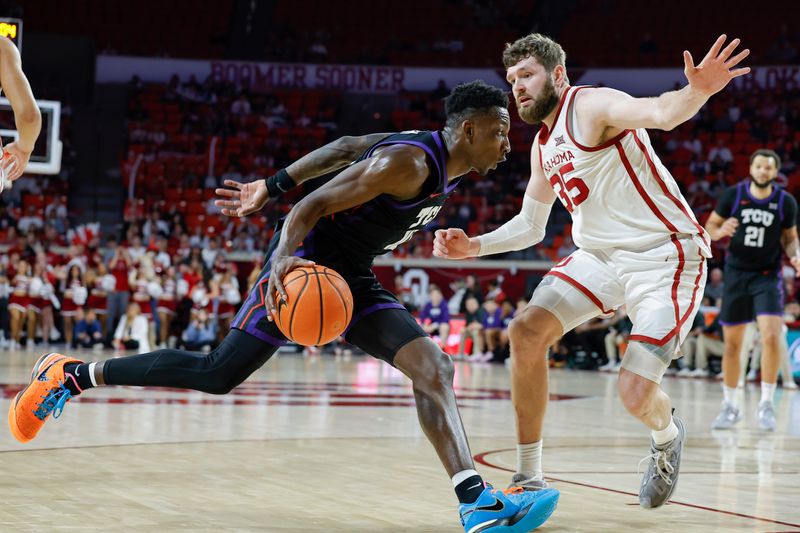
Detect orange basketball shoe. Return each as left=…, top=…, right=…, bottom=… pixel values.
left=8, top=353, right=83, bottom=443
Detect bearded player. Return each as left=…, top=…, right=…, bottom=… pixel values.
left=434, top=33, right=749, bottom=509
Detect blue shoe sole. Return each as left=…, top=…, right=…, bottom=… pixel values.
left=476, top=489, right=560, bottom=533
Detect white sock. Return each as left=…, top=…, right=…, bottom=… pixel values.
left=760, top=382, right=776, bottom=405
left=723, top=385, right=737, bottom=407
left=517, top=440, right=543, bottom=478
left=451, top=469, right=480, bottom=488
left=652, top=418, right=679, bottom=446
left=88, top=362, right=98, bottom=387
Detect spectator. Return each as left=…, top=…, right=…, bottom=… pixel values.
left=106, top=245, right=133, bottom=340
left=695, top=311, right=724, bottom=378
left=419, top=285, right=450, bottom=347
left=677, top=309, right=708, bottom=377
left=704, top=267, right=724, bottom=306
left=707, top=139, right=734, bottom=169
left=599, top=308, right=632, bottom=371
left=74, top=308, right=104, bottom=349
left=180, top=309, right=218, bottom=351
left=557, top=235, right=577, bottom=258
left=459, top=296, right=485, bottom=361
left=458, top=274, right=483, bottom=313
left=113, top=302, right=151, bottom=353
left=482, top=298, right=503, bottom=361
left=18, top=205, right=44, bottom=233
left=497, top=299, right=515, bottom=361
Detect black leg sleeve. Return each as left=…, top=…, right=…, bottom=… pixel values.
left=103, top=329, right=278, bottom=394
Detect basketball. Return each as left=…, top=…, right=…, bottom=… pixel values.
left=273, top=265, right=353, bottom=346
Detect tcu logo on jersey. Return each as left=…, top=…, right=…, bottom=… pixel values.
left=384, top=205, right=443, bottom=251
left=740, top=208, right=775, bottom=227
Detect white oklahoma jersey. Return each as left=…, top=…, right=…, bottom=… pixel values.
left=531, top=85, right=709, bottom=384
left=538, top=85, right=710, bottom=253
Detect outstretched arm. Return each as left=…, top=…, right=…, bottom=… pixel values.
left=215, top=132, right=391, bottom=217
left=433, top=138, right=555, bottom=259
left=579, top=35, right=750, bottom=133
left=265, top=144, right=429, bottom=316
left=0, top=36, right=40, bottom=181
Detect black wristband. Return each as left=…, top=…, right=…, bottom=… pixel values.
left=265, top=168, right=297, bottom=198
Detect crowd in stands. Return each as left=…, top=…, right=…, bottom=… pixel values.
left=19, top=0, right=800, bottom=69
left=1, top=71, right=799, bottom=383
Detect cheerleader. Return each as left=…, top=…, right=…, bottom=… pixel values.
left=214, top=264, right=240, bottom=334
left=60, top=264, right=87, bottom=348
left=25, top=263, right=54, bottom=349
left=189, top=279, right=210, bottom=319
left=8, top=259, right=30, bottom=350
left=36, top=266, right=59, bottom=348
left=130, top=265, right=154, bottom=319
left=86, top=263, right=115, bottom=338
left=155, top=266, right=179, bottom=348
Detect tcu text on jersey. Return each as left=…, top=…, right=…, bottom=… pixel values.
left=385, top=205, right=442, bottom=250
left=740, top=208, right=775, bottom=226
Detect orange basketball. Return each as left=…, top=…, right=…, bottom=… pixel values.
left=272, top=265, right=353, bottom=346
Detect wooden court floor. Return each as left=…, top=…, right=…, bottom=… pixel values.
left=1, top=348, right=798, bottom=532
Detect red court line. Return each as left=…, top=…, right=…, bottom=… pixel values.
left=474, top=448, right=800, bottom=529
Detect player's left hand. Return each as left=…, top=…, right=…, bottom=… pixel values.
left=683, top=35, right=750, bottom=97
left=265, top=255, right=316, bottom=321
left=2, top=142, right=31, bottom=182
left=215, top=179, right=270, bottom=217
left=790, top=255, right=800, bottom=277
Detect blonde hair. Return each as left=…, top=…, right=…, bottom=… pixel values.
left=503, top=33, right=566, bottom=71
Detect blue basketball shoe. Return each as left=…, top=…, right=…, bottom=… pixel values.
left=459, top=483, right=559, bottom=532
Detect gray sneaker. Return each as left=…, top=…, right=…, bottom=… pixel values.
left=509, top=472, right=550, bottom=491
left=757, top=401, right=776, bottom=432
left=638, top=416, right=685, bottom=509
left=711, top=402, right=742, bottom=430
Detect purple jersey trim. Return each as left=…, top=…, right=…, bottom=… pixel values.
left=719, top=319, right=752, bottom=326
left=232, top=324, right=288, bottom=346
left=778, top=189, right=786, bottom=222
left=343, top=302, right=406, bottom=335
left=744, top=181, right=779, bottom=204
left=730, top=182, right=743, bottom=217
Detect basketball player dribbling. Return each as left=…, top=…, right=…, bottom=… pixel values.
left=434, top=34, right=750, bottom=509
left=0, top=36, right=41, bottom=189
left=10, top=81, right=559, bottom=532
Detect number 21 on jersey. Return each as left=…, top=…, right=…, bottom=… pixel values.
left=743, top=226, right=765, bottom=247
left=548, top=162, right=589, bottom=213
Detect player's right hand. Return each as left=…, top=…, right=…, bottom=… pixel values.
left=719, top=217, right=739, bottom=238
left=433, top=228, right=474, bottom=259
left=2, top=142, right=31, bottom=182
left=265, top=255, right=316, bottom=321
left=215, top=179, right=270, bottom=217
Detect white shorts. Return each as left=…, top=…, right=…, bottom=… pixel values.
left=531, top=234, right=707, bottom=382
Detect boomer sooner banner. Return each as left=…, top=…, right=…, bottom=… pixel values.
left=96, top=56, right=800, bottom=96
left=96, top=55, right=507, bottom=93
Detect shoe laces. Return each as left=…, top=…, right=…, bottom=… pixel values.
left=493, top=486, right=524, bottom=496
left=34, top=382, right=72, bottom=421
left=638, top=449, right=675, bottom=486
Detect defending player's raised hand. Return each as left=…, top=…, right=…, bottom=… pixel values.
left=433, top=228, right=471, bottom=259
left=265, top=255, right=315, bottom=322
left=214, top=179, right=269, bottom=217
left=718, top=217, right=740, bottom=238
left=683, top=35, right=750, bottom=97
left=2, top=141, right=30, bottom=182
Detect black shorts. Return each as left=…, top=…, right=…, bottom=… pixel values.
left=231, top=230, right=427, bottom=364
left=718, top=264, right=784, bottom=326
